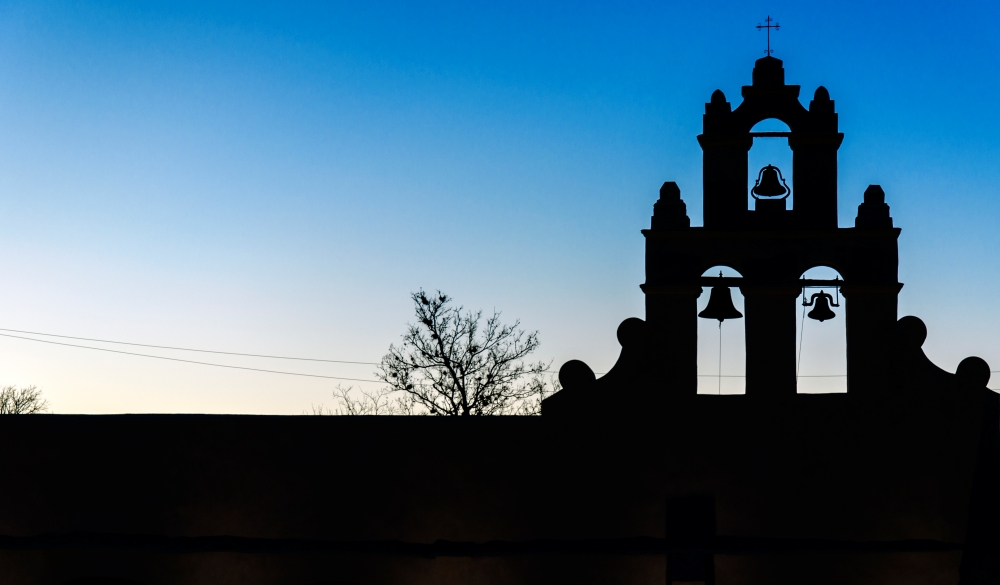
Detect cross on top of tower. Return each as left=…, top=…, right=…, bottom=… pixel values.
left=756, top=15, right=780, bottom=56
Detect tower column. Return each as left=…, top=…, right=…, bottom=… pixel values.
left=644, top=286, right=701, bottom=396
left=741, top=285, right=799, bottom=397
left=699, top=135, right=751, bottom=229
left=790, top=135, right=842, bottom=229
left=843, top=285, right=900, bottom=394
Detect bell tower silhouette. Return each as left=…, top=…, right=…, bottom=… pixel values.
left=642, top=56, right=900, bottom=397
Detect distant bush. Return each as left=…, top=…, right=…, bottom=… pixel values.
left=308, top=384, right=413, bottom=416
left=0, top=385, right=49, bottom=414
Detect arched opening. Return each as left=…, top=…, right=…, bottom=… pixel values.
left=697, top=265, right=746, bottom=395
left=748, top=119, right=793, bottom=211
left=796, top=266, right=847, bottom=393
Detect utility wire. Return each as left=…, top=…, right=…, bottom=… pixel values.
left=0, top=327, right=379, bottom=365
left=0, top=327, right=604, bottom=376
left=0, top=333, right=382, bottom=383
left=0, top=327, right=980, bottom=381
left=697, top=374, right=845, bottom=378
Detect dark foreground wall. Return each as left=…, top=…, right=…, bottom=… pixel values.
left=0, top=318, right=996, bottom=584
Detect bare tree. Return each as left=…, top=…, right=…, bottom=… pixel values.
left=308, top=384, right=413, bottom=415
left=378, top=290, right=548, bottom=416
left=0, top=385, right=49, bottom=414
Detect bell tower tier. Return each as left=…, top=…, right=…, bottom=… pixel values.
left=699, top=57, right=843, bottom=230
left=643, top=58, right=899, bottom=397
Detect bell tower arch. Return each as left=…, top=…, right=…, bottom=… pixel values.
left=643, top=57, right=900, bottom=398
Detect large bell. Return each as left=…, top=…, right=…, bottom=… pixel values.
left=751, top=164, right=789, bottom=198
left=805, top=291, right=838, bottom=322
left=699, top=285, right=743, bottom=322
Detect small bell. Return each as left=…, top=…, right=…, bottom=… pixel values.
left=751, top=164, right=789, bottom=199
left=803, top=291, right=839, bottom=322
left=699, top=279, right=743, bottom=323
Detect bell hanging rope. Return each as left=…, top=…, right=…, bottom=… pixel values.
left=751, top=164, right=790, bottom=199
left=803, top=290, right=839, bottom=322
left=699, top=273, right=743, bottom=323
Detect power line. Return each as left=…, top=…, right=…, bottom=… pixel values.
left=698, top=374, right=846, bottom=378
left=0, top=330, right=578, bottom=381
left=0, top=326, right=602, bottom=375
left=0, top=327, right=379, bottom=365
left=0, top=327, right=989, bottom=382
left=0, top=333, right=382, bottom=383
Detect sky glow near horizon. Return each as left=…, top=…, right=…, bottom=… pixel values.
left=0, top=1, right=997, bottom=413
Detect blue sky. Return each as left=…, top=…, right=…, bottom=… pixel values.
left=0, top=1, right=997, bottom=413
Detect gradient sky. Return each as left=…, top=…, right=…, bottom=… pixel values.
left=0, top=1, right=997, bottom=413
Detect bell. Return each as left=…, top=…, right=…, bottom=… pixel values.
left=805, top=291, right=838, bottom=322
left=751, top=164, right=788, bottom=198
left=699, top=285, right=743, bottom=322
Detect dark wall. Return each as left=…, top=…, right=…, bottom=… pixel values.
left=0, top=352, right=993, bottom=584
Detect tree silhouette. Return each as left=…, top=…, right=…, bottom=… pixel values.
left=0, top=385, right=48, bottom=414
left=309, top=384, right=413, bottom=416
left=378, top=290, right=547, bottom=415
